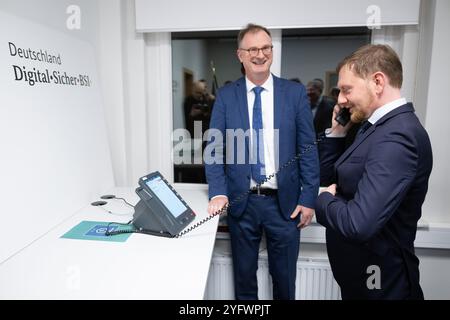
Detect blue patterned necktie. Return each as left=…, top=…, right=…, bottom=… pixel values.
left=251, top=86, right=266, bottom=184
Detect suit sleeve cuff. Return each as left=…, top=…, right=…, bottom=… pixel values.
left=298, top=194, right=317, bottom=210
left=315, top=191, right=335, bottom=228
left=211, top=195, right=228, bottom=201
left=325, top=128, right=347, bottom=138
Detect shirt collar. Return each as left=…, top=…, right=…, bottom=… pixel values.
left=246, top=74, right=273, bottom=93
left=368, top=98, right=407, bottom=124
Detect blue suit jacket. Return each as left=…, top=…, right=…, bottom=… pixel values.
left=205, top=76, right=320, bottom=220
left=316, top=103, right=433, bottom=299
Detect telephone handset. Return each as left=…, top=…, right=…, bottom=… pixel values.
left=335, top=108, right=351, bottom=126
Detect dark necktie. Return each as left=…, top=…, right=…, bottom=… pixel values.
left=251, top=86, right=266, bottom=183
left=356, top=120, right=372, bottom=138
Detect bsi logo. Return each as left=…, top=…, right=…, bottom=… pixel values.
left=366, top=265, right=381, bottom=290
left=66, top=5, right=81, bottom=30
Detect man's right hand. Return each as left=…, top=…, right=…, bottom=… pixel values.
left=330, top=105, right=353, bottom=136
left=208, top=196, right=229, bottom=215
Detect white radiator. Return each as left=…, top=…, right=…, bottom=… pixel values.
left=205, top=247, right=341, bottom=300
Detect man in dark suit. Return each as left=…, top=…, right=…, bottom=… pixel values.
left=306, top=79, right=335, bottom=135
left=306, top=79, right=342, bottom=186
left=205, top=24, right=319, bottom=300
left=316, top=44, right=433, bottom=299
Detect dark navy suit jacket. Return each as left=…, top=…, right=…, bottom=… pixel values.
left=205, top=75, right=320, bottom=220
left=313, top=95, right=335, bottom=135
left=316, top=103, right=433, bottom=299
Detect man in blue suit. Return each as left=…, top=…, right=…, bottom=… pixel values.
left=316, top=44, right=433, bottom=299
left=205, top=24, right=319, bottom=300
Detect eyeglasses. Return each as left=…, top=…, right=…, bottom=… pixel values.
left=240, top=45, right=273, bottom=57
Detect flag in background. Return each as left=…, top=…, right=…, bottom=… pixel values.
left=210, top=60, right=218, bottom=96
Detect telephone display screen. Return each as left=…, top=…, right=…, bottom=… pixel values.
left=145, top=175, right=187, bottom=218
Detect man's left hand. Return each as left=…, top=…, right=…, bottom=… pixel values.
left=290, top=205, right=315, bottom=229
left=324, top=184, right=337, bottom=196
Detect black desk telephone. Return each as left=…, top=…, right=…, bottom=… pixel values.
left=132, top=172, right=196, bottom=237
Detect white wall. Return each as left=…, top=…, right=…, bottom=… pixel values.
left=135, top=0, right=420, bottom=32
left=98, top=0, right=175, bottom=185
left=0, top=0, right=113, bottom=263
left=421, top=0, right=450, bottom=224
left=371, top=25, right=422, bottom=121
left=281, top=36, right=369, bottom=88
left=0, top=0, right=99, bottom=47
left=97, top=0, right=151, bottom=186
left=97, top=0, right=128, bottom=187
left=414, top=0, right=435, bottom=125
left=417, top=248, right=450, bottom=299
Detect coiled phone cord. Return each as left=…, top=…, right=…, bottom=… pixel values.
left=105, top=136, right=324, bottom=238
left=175, top=137, right=323, bottom=238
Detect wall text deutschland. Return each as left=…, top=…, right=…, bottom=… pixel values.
left=9, top=42, right=61, bottom=65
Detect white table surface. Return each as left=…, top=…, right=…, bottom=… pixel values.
left=0, top=185, right=217, bottom=299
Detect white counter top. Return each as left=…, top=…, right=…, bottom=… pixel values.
left=0, top=186, right=218, bottom=299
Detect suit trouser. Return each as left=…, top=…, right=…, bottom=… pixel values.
left=227, top=193, right=300, bottom=300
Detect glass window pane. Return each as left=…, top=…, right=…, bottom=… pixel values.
left=171, top=28, right=371, bottom=185
left=172, top=31, right=242, bottom=184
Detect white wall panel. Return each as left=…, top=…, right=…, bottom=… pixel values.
left=0, top=7, right=113, bottom=263
left=136, top=0, right=420, bottom=32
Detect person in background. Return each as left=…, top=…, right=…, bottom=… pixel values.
left=306, top=79, right=335, bottom=136
left=330, top=86, right=340, bottom=102
left=183, top=80, right=214, bottom=138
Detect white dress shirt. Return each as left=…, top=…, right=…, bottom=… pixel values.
left=211, top=75, right=278, bottom=200
left=311, top=95, right=323, bottom=119
left=368, top=98, right=407, bottom=125
left=245, top=75, right=278, bottom=189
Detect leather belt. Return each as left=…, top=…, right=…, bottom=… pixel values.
left=250, top=186, right=278, bottom=196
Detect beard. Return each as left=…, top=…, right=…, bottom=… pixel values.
left=349, top=88, right=376, bottom=124
left=350, top=108, right=367, bottom=123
